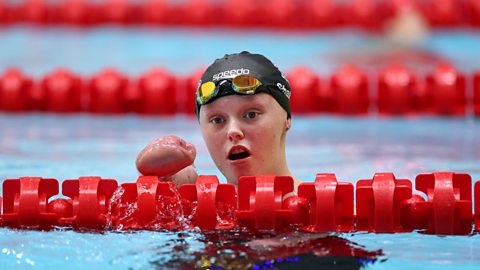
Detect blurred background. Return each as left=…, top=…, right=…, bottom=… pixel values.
left=1, top=0, right=480, bottom=114
left=1, top=2, right=480, bottom=270
left=1, top=0, right=480, bottom=183
left=0, top=0, right=479, bottom=181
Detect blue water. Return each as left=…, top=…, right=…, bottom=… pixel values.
left=0, top=27, right=480, bottom=76
left=0, top=114, right=479, bottom=269
left=1, top=26, right=480, bottom=269
left=0, top=115, right=479, bottom=184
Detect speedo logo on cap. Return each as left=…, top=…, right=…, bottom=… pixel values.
left=212, top=68, right=250, bottom=81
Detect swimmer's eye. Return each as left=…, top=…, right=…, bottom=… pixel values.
left=209, top=116, right=225, bottom=124
left=244, top=111, right=259, bottom=119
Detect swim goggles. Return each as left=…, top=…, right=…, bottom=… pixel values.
left=196, top=75, right=264, bottom=105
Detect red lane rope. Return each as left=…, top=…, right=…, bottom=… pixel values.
left=1, top=64, right=479, bottom=116
left=1, top=172, right=479, bottom=234
left=0, top=0, right=479, bottom=29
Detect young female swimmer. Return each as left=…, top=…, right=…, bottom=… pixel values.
left=136, top=52, right=302, bottom=190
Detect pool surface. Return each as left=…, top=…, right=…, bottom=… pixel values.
left=0, top=114, right=479, bottom=269
left=1, top=26, right=480, bottom=269
left=1, top=27, right=480, bottom=76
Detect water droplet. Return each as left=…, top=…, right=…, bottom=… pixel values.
left=25, top=258, right=35, bottom=266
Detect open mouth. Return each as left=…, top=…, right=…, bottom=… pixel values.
left=228, top=146, right=251, bottom=161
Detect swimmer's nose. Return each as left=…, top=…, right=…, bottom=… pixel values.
left=227, top=120, right=244, bottom=142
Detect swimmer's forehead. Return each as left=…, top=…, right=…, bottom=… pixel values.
left=199, top=93, right=279, bottom=116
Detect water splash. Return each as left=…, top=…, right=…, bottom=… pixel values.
left=215, top=202, right=237, bottom=230
left=106, top=185, right=190, bottom=231
left=106, top=184, right=239, bottom=232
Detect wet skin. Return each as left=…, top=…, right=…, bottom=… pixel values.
left=199, top=93, right=300, bottom=188
left=136, top=135, right=197, bottom=184
left=136, top=93, right=301, bottom=189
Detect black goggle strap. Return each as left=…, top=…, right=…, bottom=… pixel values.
left=197, top=76, right=263, bottom=105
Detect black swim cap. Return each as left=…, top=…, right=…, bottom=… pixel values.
left=195, top=51, right=291, bottom=119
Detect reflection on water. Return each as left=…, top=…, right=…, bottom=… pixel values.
left=149, top=231, right=384, bottom=270
left=1, top=28, right=480, bottom=76
left=1, top=115, right=478, bottom=269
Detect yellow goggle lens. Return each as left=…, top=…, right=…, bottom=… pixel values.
left=197, top=81, right=217, bottom=104
left=199, top=81, right=216, bottom=97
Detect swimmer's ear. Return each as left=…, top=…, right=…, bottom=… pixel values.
left=285, top=118, right=291, bottom=131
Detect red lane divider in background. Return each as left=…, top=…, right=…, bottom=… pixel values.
left=181, top=68, right=204, bottom=115
left=378, top=64, right=420, bottom=115
left=349, top=0, right=383, bottom=31
left=182, top=0, right=214, bottom=26
left=330, top=65, right=369, bottom=114
left=424, top=63, right=467, bottom=116
left=471, top=0, right=480, bottom=27
left=98, top=0, right=137, bottom=25
left=137, top=68, right=177, bottom=115
left=2, top=64, right=480, bottom=116
left=1, top=0, right=480, bottom=28
left=41, top=69, right=83, bottom=112
left=0, top=69, right=34, bottom=112
left=306, top=0, right=338, bottom=28
left=88, top=68, right=130, bottom=114
left=474, top=72, right=480, bottom=116
left=288, top=66, right=325, bottom=114
left=15, top=0, right=50, bottom=24
left=61, top=0, right=91, bottom=25
left=417, top=0, right=464, bottom=27
left=142, top=0, right=175, bottom=26
left=259, top=0, right=297, bottom=29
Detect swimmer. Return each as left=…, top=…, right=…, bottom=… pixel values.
left=323, top=1, right=434, bottom=69
left=136, top=51, right=302, bottom=191
left=384, top=0, right=429, bottom=48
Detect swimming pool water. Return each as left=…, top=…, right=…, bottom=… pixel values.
left=1, top=114, right=479, bottom=183
left=0, top=114, right=479, bottom=269
left=1, top=26, right=480, bottom=269
left=0, top=27, right=480, bottom=76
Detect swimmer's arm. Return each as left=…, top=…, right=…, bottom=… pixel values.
left=283, top=177, right=302, bottom=199
left=293, top=177, right=302, bottom=193
left=136, top=135, right=198, bottom=186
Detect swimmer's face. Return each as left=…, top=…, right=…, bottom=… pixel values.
left=199, top=93, right=290, bottom=185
